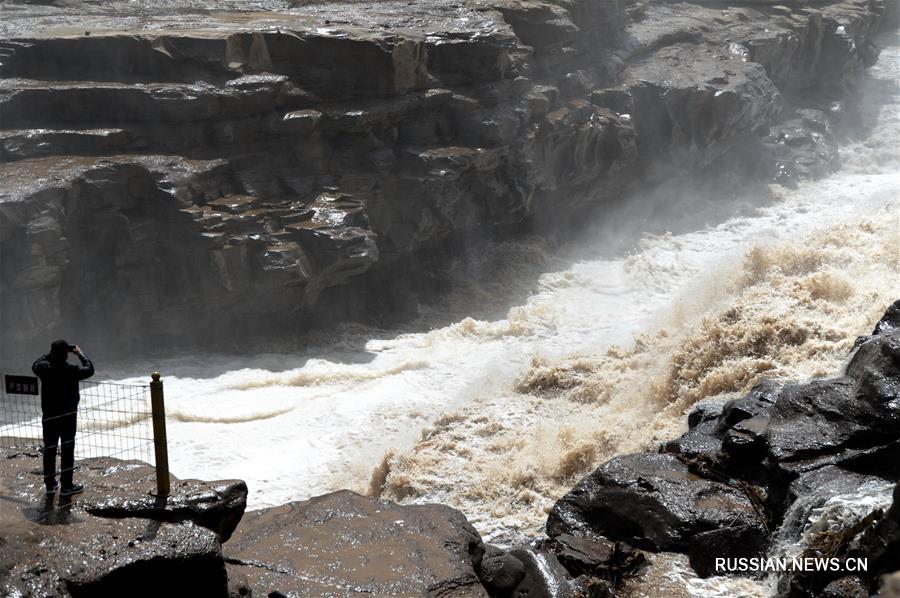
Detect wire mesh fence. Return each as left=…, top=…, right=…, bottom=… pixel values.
left=0, top=376, right=156, bottom=489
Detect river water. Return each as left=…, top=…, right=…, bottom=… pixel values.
left=98, top=31, right=898, bottom=577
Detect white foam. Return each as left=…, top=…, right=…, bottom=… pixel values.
left=91, top=34, right=900, bottom=527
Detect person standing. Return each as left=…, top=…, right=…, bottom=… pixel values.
left=32, top=339, right=94, bottom=496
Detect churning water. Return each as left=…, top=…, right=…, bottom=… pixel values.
left=94, top=33, right=898, bottom=584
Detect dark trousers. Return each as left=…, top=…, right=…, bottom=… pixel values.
left=42, top=412, right=77, bottom=489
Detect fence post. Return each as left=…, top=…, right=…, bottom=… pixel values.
left=149, top=372, right=170, bottom=497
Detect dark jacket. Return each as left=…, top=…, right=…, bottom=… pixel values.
left=32, top=353, right=95, bottom=416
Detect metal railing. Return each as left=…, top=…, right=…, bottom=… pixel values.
left=0, top=372, right=170, bottom=497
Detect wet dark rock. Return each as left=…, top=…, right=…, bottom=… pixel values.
left=549, top=302, right=900, bottom=586
left=668, top=381, right=783, bottom=473
left=765, top=378, right=866, bottom=463
left=506, top=546, right=579, bottom=598
left=75, top=458, right=248, bottom=542
left=820, top=576, right=868, bottom=598
left=717, top=380, right=781, bottom=433
left=767, top=329, right=900, bottom=470
left=761, top=108, right=840, bottom=187
left=477, top=544, right=526, bottom=595
left=857, top=483, right=900, bottom=580
left=788, top=465, right=888, bottom=506
left=662, top=417, right=723, bottom=464
left=687, top=397, right=728, bottom=430
left=550, top=534, right=615, bottom=577
left=670, top=324, right=900, bottom=488
left=3, top=516, right=227, bottom=598
left=546, top=452, right=765, bottom=553
left=0, top=449, right=247, bottom=541
left=662, top=399, right=728, bottom=469
left=225, top=490, right=487, bottom=597
left=0, top=448, right=232, bottom=597
left=547, top=533, right=647, bottom=584
left=873, top=299, right=900, bottom=335
left=688, top=524, right=768, bottom=579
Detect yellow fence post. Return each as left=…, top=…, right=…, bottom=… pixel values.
left=149, top=372, right=170, bottom=497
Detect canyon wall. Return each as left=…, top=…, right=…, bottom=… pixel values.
left=0, top=0, right=887, bottom=364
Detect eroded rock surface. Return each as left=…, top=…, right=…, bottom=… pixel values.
left=0, top=0, right=888, bottom=365
left=546, top=452, right=767, bottom=553
left=0, top=446, right=245, bottom=597
left=224, top=489, right=487, bottom=596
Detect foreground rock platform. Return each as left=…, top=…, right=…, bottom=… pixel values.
left=224, top=489, right=487, bottom=596
left=0, top=0, right=888, bottom=366
left=0, top=445, right=247, bottom=597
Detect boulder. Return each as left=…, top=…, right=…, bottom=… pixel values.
left=857, top=483, right=900, bottom=580
left=765, top=377, right=867, bottom=463
left=224, top=490, right=487, bottom=596
left=547, top=534, right=646, bottom=583
left=548, top=302, right=900, bottom=585
left=546, top=453, right=765, bottom=553
left=766, top=329, right=900, bottom=469
left=821, top=576, right=869, bottom=598
left=688, top=524, right=768, bottom=579
left=477, top=545, right=526, bottom=595
left=717, top=380, right=781, bottom=464
left=786, top=465, right=888, bottom=505
left=666, top=320, right=900, bottom=487
left=549, top=534, right=615, bottom=578
left=661, top=418, right=723, bottom=465
left=687, top=397, right=729, bottom=430
left=506, top=546, right=579, bottom=598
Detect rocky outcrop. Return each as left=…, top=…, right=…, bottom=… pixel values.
left=858, top=484, right=900, bottom=586
left=0, top=446, right=246, bottom=597
left=476, top=545, right=527, bottom=596
left=224, top=489, right=487, bottom=596
left=504, top=546, right=581, bottom=598
left=546, top=452, right=767, bottom=554
left=74, top=457, right=248, bottom=542
left=544, top=300, right=900, bottom=593
left=0, top=0, right=889, bottom=366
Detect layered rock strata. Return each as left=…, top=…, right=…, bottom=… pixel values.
left=0, top=0, right=887, bottom=364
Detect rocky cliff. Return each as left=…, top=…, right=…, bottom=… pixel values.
left=0, top=0, right=888, bottom=365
